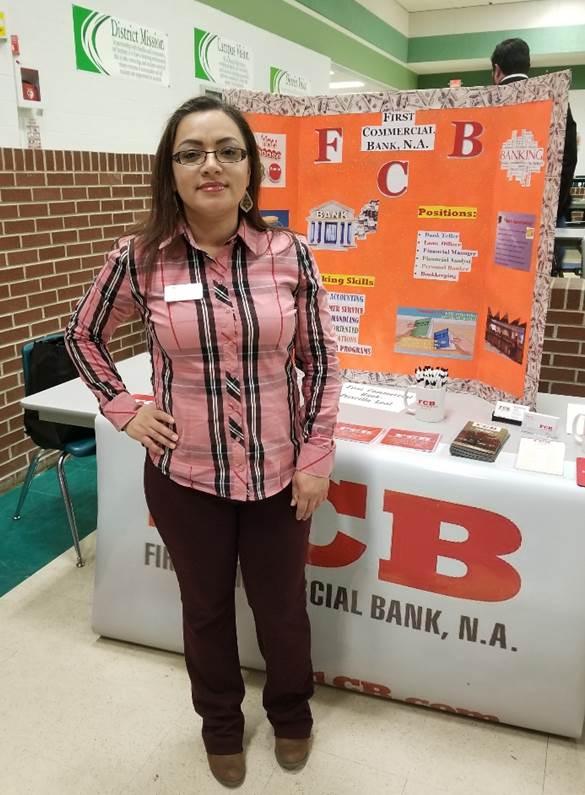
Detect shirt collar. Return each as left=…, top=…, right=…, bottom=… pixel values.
left=499, top=73, right=528, bottom=83
left=158, top=216, right=269, bottom=256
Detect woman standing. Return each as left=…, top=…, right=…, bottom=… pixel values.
left=66, top=96, right=341, bottom=787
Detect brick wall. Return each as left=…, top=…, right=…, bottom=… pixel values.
left=0, top=147, right=151, bottom=492
left=539, top=277, right=585, bottom=396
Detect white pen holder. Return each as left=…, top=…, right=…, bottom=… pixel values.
left=403, top=385, right=446, bottom=423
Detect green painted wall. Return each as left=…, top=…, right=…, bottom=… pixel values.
left=199, top=0, right=585, bottom=93
left=417, top=65, right=585, bottom=90
left=408, top=26, right=585, bottom=65
left=200, top=0, right=416, bottom=89
left=295, top=0, right=408, bottom=63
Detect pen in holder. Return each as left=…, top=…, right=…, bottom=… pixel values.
left=403, top=367, right=448, bottom=423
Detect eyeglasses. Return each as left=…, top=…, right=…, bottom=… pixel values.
left=171, top=146, right=248, bottom=167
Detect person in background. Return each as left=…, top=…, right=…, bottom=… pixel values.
left=491, top=37, right=578, bottom=239
left=66, top=96, right=341, bottom=788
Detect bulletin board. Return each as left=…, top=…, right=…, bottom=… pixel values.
left=226, top=71, right=570, bottom=405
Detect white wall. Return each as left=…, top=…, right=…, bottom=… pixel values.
left=0, top=0, right=330, bottom=154
left=410, top=0, right=585, bottom=36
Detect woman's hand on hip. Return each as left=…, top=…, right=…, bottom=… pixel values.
left=291, top=471, right=329, bottom=521
left=124, top=405, right=177, bottom=455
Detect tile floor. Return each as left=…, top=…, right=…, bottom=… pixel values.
left=1, top=533, right=585, bottom=794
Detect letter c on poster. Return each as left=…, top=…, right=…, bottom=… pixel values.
left=377, top=160, right=409, bottom=197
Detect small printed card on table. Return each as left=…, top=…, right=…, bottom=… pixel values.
left=334, top=422, right=384, bottom=443
left=492, top=400, right=530, bottom=426
left=520, top=411, right=559, bottom=439
left=515, top=437, right=566, bottom=476
left=380, top=428, right=441, bottom=453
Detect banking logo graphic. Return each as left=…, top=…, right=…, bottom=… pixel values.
left=307, top=200, right=379, bottom=250
left=500, top=130, right=544, bottom=187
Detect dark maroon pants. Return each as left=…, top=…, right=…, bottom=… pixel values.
left=144, top=455, right=314, bottom=754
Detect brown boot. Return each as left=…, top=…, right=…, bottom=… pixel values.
left=274, top=737, right=311, bottom=770
left=207, top=752, right=245, bottom=787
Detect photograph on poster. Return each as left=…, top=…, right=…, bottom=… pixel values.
left=494, top=211, right=536, bottom=271
left=484, top=308, right=527, bottom=364
left=394, top=307, right=477, bottom=360
left=260, top=209, right=289, bottom=227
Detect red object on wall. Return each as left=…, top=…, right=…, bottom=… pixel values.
left=268, top=162, right=281, bottom=182
left=20, top=67, right=42, bottom=102
left=22, top=81, right=40, bottom=102
left=11, top=35, right=20, bottom=56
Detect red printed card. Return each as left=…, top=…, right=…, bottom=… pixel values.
left=381, top=428, right=441, bottom=452
left=334, top=422, right=384, bottom=443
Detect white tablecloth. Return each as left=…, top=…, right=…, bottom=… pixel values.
left=89, top=383, right=585, bottom=738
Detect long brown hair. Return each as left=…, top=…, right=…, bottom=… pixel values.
left=135, top=96, right=271, bottom=271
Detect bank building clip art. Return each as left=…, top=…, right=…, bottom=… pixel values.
left=307, top=199, right=379, bottom=250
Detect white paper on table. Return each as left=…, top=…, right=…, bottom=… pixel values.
left=340, top=382, right=407, bottom=413
left=515, top=437, right=566, bottom=476
left=565, top=403, right=585, bottom=435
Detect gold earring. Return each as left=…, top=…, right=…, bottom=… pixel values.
left=239, top=190, right=253, bottom=213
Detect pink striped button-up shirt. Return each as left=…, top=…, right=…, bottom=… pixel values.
left=66, top=219, right=341, bottom=501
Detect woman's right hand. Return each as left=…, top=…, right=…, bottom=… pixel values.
left=124, top=405, right=178, bottom=455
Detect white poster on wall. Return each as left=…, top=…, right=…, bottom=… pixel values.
left=194, top=28, right=253, bottom=89
left=72, top=4, right=169, bottom=85
left=270, top=66, right=310, bottom=96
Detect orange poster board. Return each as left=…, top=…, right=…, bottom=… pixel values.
left=228, top=72, right=570, bottom=405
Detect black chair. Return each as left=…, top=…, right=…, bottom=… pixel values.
left=12, top=333, right=96, bottom=567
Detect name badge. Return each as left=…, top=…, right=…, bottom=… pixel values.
left=164, top=282, right=203, bottom=302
